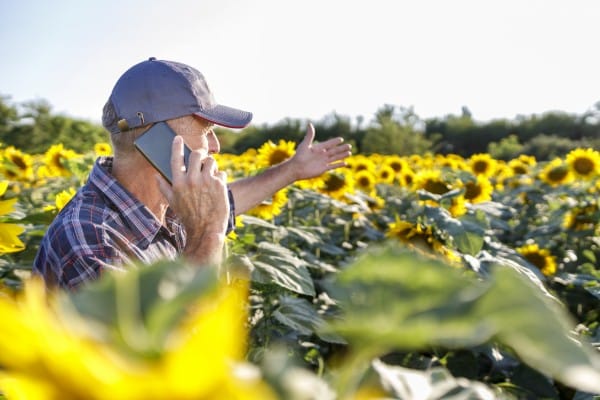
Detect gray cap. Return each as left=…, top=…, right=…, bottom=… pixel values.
left=108, top=57, right=252, bottom=133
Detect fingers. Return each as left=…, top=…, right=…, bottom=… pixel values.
left=156, top=174, right=173, bottom=201
left=170, top=136, right=187, bottom=183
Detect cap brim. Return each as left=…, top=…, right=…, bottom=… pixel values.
left=194, top=105, right=253, bottom=129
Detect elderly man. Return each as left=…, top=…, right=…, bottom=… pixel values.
left=33, top=57, right=351, bottom=289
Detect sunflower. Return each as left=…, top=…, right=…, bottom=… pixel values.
left=435, top=154, right=467, bottom=171
left=412, top=169, right=452, bottom=195
left=565, top=148, right=600, bottom=180
left=350, top=154, right=377, bottom=173
left=354, top=170, right=377, bottom=194
left=317, top=171, right=354, bottom=200
left=468, top=153, right=498, bottom=178
left=447, top=194, right=467, bottom=218
left=43, top=144, right=80, bottom=177
left=461, top=176, right=494, bottom=204
left=386, top=218, right=461, bottom=264
left=563, top=202, right=599, bottom=231
left=247, top=188, right=289, bottom=221
left=94, top=142, right=113, bottom=157
left=0, top=278, right=276, bottom=400
left=256, top=140, right=296, bottom=168
left=0, top=181, right=25, bottom=255
left=517, top=243, right=557, bottom=276
left=508, top=158, right=530, bottom=176
left=1, top=146, right=34, bottom=182
left=398, top=168, right=416, bottom=188
left=384, top=155, right=409, bottom=175
left=376, top=165, right=396, bottom=185
left=539, top=158, right=574, bottom=187
left=43, top=188, right=78, bottom=213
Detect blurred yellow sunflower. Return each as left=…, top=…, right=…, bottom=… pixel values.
left=508, top=158, right=530, bottom=176
left=43, top=188, right=78, bottom=213
left=0, top=181, right=25, bottom=255
left=0, top=278, right=276, bottom=400
left=386, top=218, right=461, bottom=264
left=565, top=148, right=600, bottom=180
left=461, top=176, right=493, bottom=204
left=398, top=168, right=416, bottom=188
left=412, top=169, right=452, bottom=195
left=563, top=203, right=598, bottom=231
left=468, top=153, right=498, bottom=178
left=539, top=158, right=574, bottom=187
left=256, top=140, right=295, bottom=168
left=43, top=144, right=80, bottom=177
left=384, top=155, right=409, bottom=176
left=94, top=142, right=113, bottom=157
left=447, top=195, right=467, bottom=218
left=354, top=170, right=377, bottom=194
left=376, top=165, right=396, bottom=185
left=0, top=146, right=34, bottom=182
left=350, top=154, right=376, bottom=173
left=517, top=243, right=557, bottom=276
left=247, top=188, right=289, bottom=221
left=317, top=171, right=354, bottom=200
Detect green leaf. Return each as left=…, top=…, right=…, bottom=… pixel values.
left=371, top=359, right=500, bottom=399
left=67, top=259, right=218, bottom=357
left=252, top=260, right=315, bottom=296
left=272, top=296, right=346, bottom=344
left=324, top=245, right=600, bottom=394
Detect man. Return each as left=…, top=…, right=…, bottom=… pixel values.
left=33, top=57, right=351, bottom=289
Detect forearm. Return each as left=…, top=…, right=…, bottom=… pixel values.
left=229, top=158, right=299, bottom=214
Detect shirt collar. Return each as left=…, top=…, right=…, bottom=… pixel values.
left=88, top=157, right=165, bottom=247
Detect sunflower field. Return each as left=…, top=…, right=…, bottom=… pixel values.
left=1, top=138, right=600, bottom=399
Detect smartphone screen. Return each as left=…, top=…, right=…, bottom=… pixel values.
left=134, top=121, right=191, bottom=184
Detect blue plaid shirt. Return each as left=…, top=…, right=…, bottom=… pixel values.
left=33, top=157, right=187, bottom=289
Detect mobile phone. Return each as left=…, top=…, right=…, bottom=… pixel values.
left=134, top=121, right=191, bottom=184
left=134, top=121, right=236, bottom=234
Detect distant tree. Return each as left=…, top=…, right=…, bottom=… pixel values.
left=361, top=105, right=433, bottom=155
left=488, top=134, right=524, bottom=160
left=522, top=134, right=578, bottom=160
left=0, top=96, right=108, bottom=154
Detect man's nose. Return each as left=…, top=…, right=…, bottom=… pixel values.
left=208, top=130, right=220, bottom=154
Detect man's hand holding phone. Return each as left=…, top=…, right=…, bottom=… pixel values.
left=157, top=135, right=230, bottom=266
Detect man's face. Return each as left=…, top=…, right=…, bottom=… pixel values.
left=167, top=116, right=220, bottom=155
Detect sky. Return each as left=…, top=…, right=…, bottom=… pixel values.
left=1, top=0, right=599, bottom=127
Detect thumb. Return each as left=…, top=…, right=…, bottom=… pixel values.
left=298, top=122, right=315, bottom=150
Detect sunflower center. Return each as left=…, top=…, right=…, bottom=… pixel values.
left=573, top=157, right=594, bottom=175
left=389, top=161, right=403, bottom=172
left=464, top=182, right=481, bottom=200
left=524, top=252, right=547, bottom=270
left=269, top=150, right=291, bottom=166
left=324, top=174, right=346, bottom=192
left=357, top=176, right=373, bottom=189
left=10, top=155, right=28, bottom=170
left=547, top=166, right=569, bottom=182
left=472, top=160, right=490, bottom=174
left=512, top=165, right=527, bottom=175
left=424, top=180, right=450, bottom=195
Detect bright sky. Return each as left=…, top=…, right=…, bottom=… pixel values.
left=1, top=0, right=599, bottom=127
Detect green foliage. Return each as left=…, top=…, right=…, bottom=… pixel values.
left=0, top=96, right=108, bottom=154
left=324, top=245, right=600, bottom=396
left=361, top=105, right=434, bottom=155
left=488, top=134, right=524, bottom=160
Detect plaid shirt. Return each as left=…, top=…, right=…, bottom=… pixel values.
left=33, top=157, right=187, bottom=289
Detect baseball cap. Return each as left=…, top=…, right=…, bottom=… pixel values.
left=108, top=57, right=252, bottom=132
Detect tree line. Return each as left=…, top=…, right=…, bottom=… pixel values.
left=2, top=95, right=599, bottom=160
